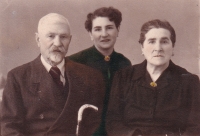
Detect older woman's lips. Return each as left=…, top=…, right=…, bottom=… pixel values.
left=154, top=55, right=163, bottom=57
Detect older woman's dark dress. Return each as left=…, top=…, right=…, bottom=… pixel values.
left=106, top=60, right=200, bottom=136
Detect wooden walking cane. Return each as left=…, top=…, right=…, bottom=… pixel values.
left=76, top=104, right=98, bottom=136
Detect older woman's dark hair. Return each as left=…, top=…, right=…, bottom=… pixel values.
left=85, top=7, right=122, bottom=32
left=139, top=19, right=176, bottom=47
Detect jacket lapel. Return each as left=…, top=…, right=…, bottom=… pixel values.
left=41, top=58, right=106, bottom=133
left=29, top=55, right=61, bottom=110
left=47, top=58, right=90, bottom=133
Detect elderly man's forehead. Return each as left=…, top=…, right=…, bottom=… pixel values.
left=38, top=13, right=70, bottom=31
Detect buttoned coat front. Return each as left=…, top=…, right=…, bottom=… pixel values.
left=1, top=56, right=105, bottom=136
left=106, top=60, right=200, bottom=136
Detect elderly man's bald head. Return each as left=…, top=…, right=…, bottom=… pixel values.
left=38, top=13, right=71, bottom=34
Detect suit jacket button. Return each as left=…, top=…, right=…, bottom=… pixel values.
left=149, top=110, right=153, bottom=115
left=39, top=114, right=44, bottom=119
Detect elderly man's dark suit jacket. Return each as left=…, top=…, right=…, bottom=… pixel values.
left=1, top=56, right=105, bottom=136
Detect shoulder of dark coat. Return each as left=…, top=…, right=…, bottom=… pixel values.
left=114, top=64, right=134, bottom=80
left=67, top=46, right=92, bottom=62
left=8, top=57, right=37, bottom=76
left=66, top=58, right=103, bottom=77
left=166, top=62, right=200, bottom=84
left=170, top=62, right=198, bottom=77
left=172, top=65, right=200, bottom=91
left=113, top=51, right=131, bottom=65
left=119, top=61, right=144, bottom=74
left=66, top=58, right=105, bottom=86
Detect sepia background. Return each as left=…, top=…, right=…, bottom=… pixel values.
left=0, top=0, right=199, bottom=82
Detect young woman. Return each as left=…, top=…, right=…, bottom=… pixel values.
left=69, top=7, right=131, bottom=135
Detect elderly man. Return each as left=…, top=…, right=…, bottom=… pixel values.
left=1, top=13, right=105, bottom=136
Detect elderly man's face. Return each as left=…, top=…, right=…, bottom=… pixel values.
left=36, top=18, right=71, bottom=66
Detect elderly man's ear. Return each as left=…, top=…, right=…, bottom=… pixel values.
left=35, top=33, right=40, bottom=47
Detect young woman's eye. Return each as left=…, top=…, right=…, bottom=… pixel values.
left=149, top=40, right=155, bottom=44
left=94, top=28, right=101, bottom=31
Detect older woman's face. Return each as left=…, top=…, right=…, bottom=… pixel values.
left=89, top=17, right=119, bottom=53
left=142, top=28, right=174, bottom=68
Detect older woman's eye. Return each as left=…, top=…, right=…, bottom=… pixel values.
left=107, top=26, right=113, bottom=30
left=161, top=40, right=169, bottom=44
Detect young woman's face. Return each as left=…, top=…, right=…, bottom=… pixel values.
left=89, top=17, right=119, bottom=53
left=142, top=28, right=174, bottom=68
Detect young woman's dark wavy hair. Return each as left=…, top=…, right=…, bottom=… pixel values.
left=85, top=7, right=122, bottom=32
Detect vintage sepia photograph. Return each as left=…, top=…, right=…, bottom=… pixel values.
left=0, top=0, right=199, bottom=135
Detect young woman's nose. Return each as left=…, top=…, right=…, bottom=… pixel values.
left=101, top=29, right=108, bottom=37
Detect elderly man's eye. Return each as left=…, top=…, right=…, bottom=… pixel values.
left=60, top=35, right=67, bottom=39
left=48, top=35, right=54, bottom=38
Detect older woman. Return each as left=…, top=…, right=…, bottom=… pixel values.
left=69, top=7, right=131, bottom=135
left=106, top=19, right=200, bottom=136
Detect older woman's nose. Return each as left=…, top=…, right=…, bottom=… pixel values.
left=154, top=42, right=163, bottom=51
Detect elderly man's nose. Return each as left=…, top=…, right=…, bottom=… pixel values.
left=54, top=37, right=62, bottom=46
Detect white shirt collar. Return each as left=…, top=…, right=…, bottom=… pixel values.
left=40, top=55, right=65, bottom=77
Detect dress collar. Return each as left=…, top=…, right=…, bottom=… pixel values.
left=91, top=45, right=116, bottom=62
left=133, top=60, right=176, bottom=81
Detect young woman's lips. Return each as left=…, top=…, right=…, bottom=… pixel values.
left=101, top=39, right=110, bottom=42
